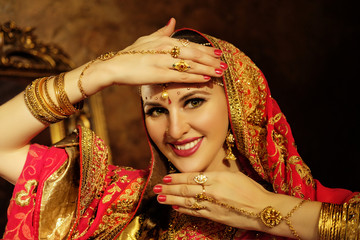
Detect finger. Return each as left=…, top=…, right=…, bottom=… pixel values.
left=173, top=39, right=223, bottom=58
left=168, top=46, right=225, bottom=71
left=157, top=194, right=209, bottom=212
left=156, top=183, right=204, bottom=198
left=150, top=17, right=176, bottom=37
left=157, top=69, right=223, bottom=84
left=169, top=59, right=226, bottom=76
left=163, top=172, right=212, bottom=186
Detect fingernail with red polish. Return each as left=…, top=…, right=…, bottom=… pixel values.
left=158, top=195, right=166, bottom=202
left=166, top=18, right=171, bottom=26
left=215, top=69, right=223, bottom=75
left=203, top=75, right=211, bottom=80
left=163, top=176, right=172, bottom=183
left=214, top=49, right=222, bottom=56
left=220, top=62, right=228, bottom=70
left=172, top=205, right=179, bottom=210
left=153, top=185, right=162, bottom=193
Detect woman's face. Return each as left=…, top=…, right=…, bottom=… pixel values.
left=142, top=81, right=234, bottom=173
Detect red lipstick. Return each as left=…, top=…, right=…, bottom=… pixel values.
left=169, top=137, right=203, bottom=157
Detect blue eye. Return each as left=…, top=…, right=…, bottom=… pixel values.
left=145, top=107, right=168, bottom=117
left=185, top=98, right=205, bottom=109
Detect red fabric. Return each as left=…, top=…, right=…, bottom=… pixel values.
left=3, top=144, right=68, bottom=240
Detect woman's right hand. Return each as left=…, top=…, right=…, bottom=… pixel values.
left=78, top=18, right=225, bottom=97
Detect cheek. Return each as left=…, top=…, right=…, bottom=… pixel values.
left=145, top=118, right=166, bottom=145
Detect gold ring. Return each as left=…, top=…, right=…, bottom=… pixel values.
left=170, top=46, right=180, bottom=58
left=193, top=172, right=208, bottom=185
left=190, top=201, right=206, bottom=210
left=172, top=60, right=190, bottom=72
left=178, top=38, right=190, bottom=47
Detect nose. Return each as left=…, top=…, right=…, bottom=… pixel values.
left=166, top=111, right=190, bottom=140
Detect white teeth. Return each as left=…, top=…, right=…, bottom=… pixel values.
left=174, top=138, right=201, bottom=150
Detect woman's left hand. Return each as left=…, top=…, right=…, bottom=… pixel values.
left=153, top=171, right=273, bottom=230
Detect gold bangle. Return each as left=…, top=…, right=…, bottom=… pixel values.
left=318, top=202, right=360, bottom=240
left=346, top=203, right=360, bottom=239
left=43, top=76, right=67, bottom=115
left=36, top=77, right=67, bottom=121
left=24, top=79, right=57, bottom=124
left=54, top=73, right=79, bottom=115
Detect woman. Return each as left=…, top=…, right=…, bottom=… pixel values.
left=0, top=18, right=358, bottom=239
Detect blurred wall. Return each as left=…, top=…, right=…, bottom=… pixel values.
left=0, top=0, right=359, bottom=234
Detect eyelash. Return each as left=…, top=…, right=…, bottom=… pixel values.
left=145, top=98, right=206, bottom=117
left=185, top=98, right=205, bottom=109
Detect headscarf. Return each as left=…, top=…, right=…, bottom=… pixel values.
left=168, top=29, right=317, bottom=199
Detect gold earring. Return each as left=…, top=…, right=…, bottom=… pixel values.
left=225, top=130, right=236, bottom=161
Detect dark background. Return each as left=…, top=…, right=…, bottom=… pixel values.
left=0, top=0, right=359, bottom=235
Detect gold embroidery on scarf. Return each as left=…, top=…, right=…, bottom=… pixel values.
left=290, top=156, right=313, bottom=183
left=205, top=34, right=269, bottom=180
left=159, top=211, right=244, bottom=239
left=80, top=127, right=109, bottom=214
left=91, top=176, right=146, bottom=239
left=349, top=193, right=360, bottom=203
left=269, top=113, right=284, bottom=125
left=15, top=179, right=38, bottom=207
left=102, top=184, right=122, bottom=204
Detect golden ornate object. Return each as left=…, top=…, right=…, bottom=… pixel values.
left=172, top=59, right=190, bottom=72
left=193, top=172, right=208, bottom=185
left=224, top=130, right=237, bottom=161
left=178, top=38, right=190, bottom=47
left=260, top=206, right=283, bottom=228
left=190, top=201, right=206, bottom=210
left=319, top=202, right=360, bottom=240
left=0, top=21, right=73, bottom=79
left=170, top=46, right=180, bottom=58
left=161, top=84, right=169, bottom=100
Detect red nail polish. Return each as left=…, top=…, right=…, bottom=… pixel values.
left=158, top=195, right=166, bottom=202
left=203, top=75, right=211, bottom=80
left=214, top=49, right=222, bottom=56
left=215, top=69, right=223, bottom=75
left=220, top=62, right=228, bottom=70
left=172, top=205, right=179, bottom=210
left=153, top=185, right=162, bottom=193
left=166, top=19, right=171, bottom=26
left=163, top=176, right=172, bottom=183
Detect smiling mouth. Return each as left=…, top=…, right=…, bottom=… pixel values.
left=170, top=137, right=204, bottom=157
left=173, top=138, right=202, bottom=150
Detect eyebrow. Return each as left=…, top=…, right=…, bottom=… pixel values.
left=178, top=90, right=212, bottom=102
left=142, top=90, right=212, bottom=108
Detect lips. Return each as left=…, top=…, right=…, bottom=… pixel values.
left=170, top=137, right=203, bottom=157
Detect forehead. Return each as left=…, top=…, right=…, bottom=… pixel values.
left=141, top=82, right=216, bottom=99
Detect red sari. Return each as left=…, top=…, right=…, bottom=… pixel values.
left=3, top=29, right=359, bottom=239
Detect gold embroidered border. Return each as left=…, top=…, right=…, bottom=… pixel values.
left=205, top=34, right=269, bottom=179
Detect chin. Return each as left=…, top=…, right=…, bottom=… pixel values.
left=173, top=162, right=206, bottom=173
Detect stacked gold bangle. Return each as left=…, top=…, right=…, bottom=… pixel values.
left=319, top=202, right=360, bottom=239
left=24, top=73, right=83, bottom=125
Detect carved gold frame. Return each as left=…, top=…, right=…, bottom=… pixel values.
left=0, top=21, right=110, bottom=148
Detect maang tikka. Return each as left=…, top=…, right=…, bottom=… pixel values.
left=161, top=84, right=171, bottom=104
left=224, top=130, right=236, bottom=161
